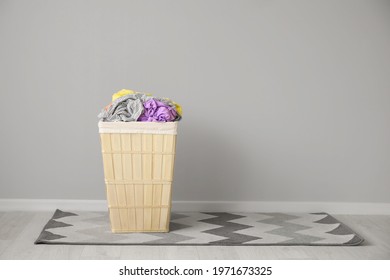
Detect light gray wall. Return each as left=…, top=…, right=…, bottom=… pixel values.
left=1, top=0, right=389, bottom=202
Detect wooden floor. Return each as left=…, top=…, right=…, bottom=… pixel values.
left=0, top=211, right=389, bottom=259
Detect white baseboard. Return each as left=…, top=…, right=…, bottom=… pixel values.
left=0, top=199, right=389, bottom=215
left=0, top=199, right=107, bottom=212
left=173, top=201, right=390, bottom=215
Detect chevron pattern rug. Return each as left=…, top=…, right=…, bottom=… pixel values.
left=35, top=210, right=363, bottom=246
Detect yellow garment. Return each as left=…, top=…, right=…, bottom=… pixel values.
left=112, top=89, right=135, bottom=101
left=172, top=101, right=183, bottom=116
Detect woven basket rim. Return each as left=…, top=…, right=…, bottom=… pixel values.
left=98, top=121, right=178, bottom=135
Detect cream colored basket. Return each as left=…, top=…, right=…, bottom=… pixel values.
left=98, top=121, right=178, bottom=233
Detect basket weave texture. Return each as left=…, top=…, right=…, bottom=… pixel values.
left=99, top=122, right=177, bottom=233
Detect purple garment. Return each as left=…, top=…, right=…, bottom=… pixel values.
left=138, top=98, right=177, bottom=122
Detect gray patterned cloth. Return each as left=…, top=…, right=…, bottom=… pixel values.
left=35, top=210, right=364, bottom=246
left=98, top=94, right=150, bottom=122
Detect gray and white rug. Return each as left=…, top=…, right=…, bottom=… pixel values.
left=35, top=210, right=363, bottom=246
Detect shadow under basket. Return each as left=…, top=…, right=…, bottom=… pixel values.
left=98, top=121, right=178, bottom=233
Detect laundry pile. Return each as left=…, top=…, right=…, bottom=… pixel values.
left=98, top=89, right=182, bottom=122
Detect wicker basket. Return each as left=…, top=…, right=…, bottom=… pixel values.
left=98, top=121, right=178, bottom=233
